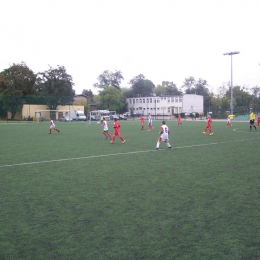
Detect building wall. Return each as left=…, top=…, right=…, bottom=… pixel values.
left=126, top=94, right=203, bottom=116
left=8, top=104, right=84, bottom=120
left=127, top=95, right=181, bottom=116
left=182, top=94, right=204, bottom=113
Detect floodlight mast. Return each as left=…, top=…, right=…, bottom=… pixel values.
left=223, top=51, right=240, bottom=115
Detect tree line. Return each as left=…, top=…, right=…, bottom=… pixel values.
left=1, top=63, right=259, bottom=119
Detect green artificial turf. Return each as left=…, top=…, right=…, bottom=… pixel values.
left=0, top=119, right=260, bottom=259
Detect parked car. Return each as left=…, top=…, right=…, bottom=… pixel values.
left=119, top=114, right=127, bottom=120
left=87, top=115, right=98, bottom=121
left=133, top=112, right=142, bottom=117
left=110, top=115, right=119, bottom=120
left=59, top=116, right=73, bottom=122
left=123, top=112, right=130, bottom=117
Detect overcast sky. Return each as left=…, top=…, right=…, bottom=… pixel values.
left=1, top=0, right=260, bottom=95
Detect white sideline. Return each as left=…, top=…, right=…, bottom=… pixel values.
left=1, top=137, right=260, bottom=168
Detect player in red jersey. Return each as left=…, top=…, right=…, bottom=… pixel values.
left=140, top=115, right=145, bottom=130
left=177, top=114, right=182, bottom=126
left=110, top=118, right=125, bottom=144
left=203, top=115, right=213, bottom=135
left=49, top=119, right=60, bottom=134
left=257, top=114, right=260, bottom=128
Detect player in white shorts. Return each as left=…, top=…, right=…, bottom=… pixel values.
left=155, top=120, right=172, bottom=150
left=49, top=119, right=60, bottom=134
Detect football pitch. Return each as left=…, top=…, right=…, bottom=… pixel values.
left=1, top=119, right=260, bottom=259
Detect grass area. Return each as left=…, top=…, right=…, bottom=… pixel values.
left=1, top=119, right=260, bottom=259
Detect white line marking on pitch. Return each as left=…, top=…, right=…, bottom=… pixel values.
left=1, top=137, right=260, bottom=168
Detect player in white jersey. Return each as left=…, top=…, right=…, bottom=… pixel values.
left=102, top=118, right=112, bottom=139
left=148, top=113, right=154, bottom=131
left=226, top=115, right=232, bottom=127
left=155, top=120, right=171, bottom=150
left=49, top=119, right=60, bottom=134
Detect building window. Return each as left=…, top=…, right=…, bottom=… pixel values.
left=143, top=99, right=145, bottom=103
left=129, top=99, right=132, bottom=104
left=147, top=98, right=149, bottom=103
left=139, top=99, right=142, bottom=103
left=133, top=99, right=135, bottom=104
left=179, top=98, right=182, bottom=102
left=150, top=98, right=152, bottom=103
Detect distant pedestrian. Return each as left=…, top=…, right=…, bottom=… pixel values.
left=203, top=115, right=213, bottom=135
left=249, top=109, right=257, bottom=131
left=155, top=120, right=172, bottom=150
left=49, top=119, right=60, bottom=134
left=111, top=118, right=125, bottom=144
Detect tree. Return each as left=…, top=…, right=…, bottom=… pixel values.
left=82, top=89, right=94, bottom=102
left=129, top=74, right=145, bottom=85
left=154, top=81, right=182, bottom=96
left=98, top=87, right=127, bottom=113
left=129, top=75, right=155, bottom=97
left=34, top=65, right=75, bottom=118
left=0, top=62, right=36, bottom=119
left=94, top=70, right=124, bottom=89
left=182, top=77, right=210, bottom=96
left=182, top=77, right=210, bottom=113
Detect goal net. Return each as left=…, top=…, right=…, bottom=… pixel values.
left=36, top=110, right=69, bottom=123
left=88, top=110, right=116, bottom=124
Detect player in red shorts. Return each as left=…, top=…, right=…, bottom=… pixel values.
left=110, top=118, right=125, bottom=144
left=257, top=114, right=260, bottom=128
left=177, top=114, right=182, bottom=126
left=49, top=119, right=60, bottom=134
left=226, top=115, right=232, bottom=127
left=203, top=115, right=213, bottom=135
left=140, top=115, right=145, bottom=130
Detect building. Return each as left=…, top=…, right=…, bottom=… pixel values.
left=126, top=94, right=203, bottom=116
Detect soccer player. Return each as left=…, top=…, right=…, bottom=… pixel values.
left=249, top=109, right=257, bottom=131
left=110, top=118, right=125, bottom=144
left=177, top=114, right=182, bottom=126
left=49, top=119, right=60, bottom=134
left=102, top=118, right=112, bottom=140
left=140, top=115, right=145, bottom=130
left=203, top=115, right=213, bottom=135
left=257, top=114, right=260, bottom=128
left=148, top=113, right=154, bottom=131
left=155, top=120, right=172, bottom=150
left=226, top=115, right=232, bottom=127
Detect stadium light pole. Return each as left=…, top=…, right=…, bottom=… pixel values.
left=223, top=51, right=240, bottom=115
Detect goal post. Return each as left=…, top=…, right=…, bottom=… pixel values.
left=88, top=110, right=116, bottom=124
left=36, top=110, right=70, bottom=123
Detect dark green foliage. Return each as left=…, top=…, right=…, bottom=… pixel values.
left=34, top=65, right=75, bottom=111
left=0, top=63, right=36, bottom=119
left=1, top=120, right=260, bottom=259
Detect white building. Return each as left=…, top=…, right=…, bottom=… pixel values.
left=126, top=94, right=203, bottom=116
